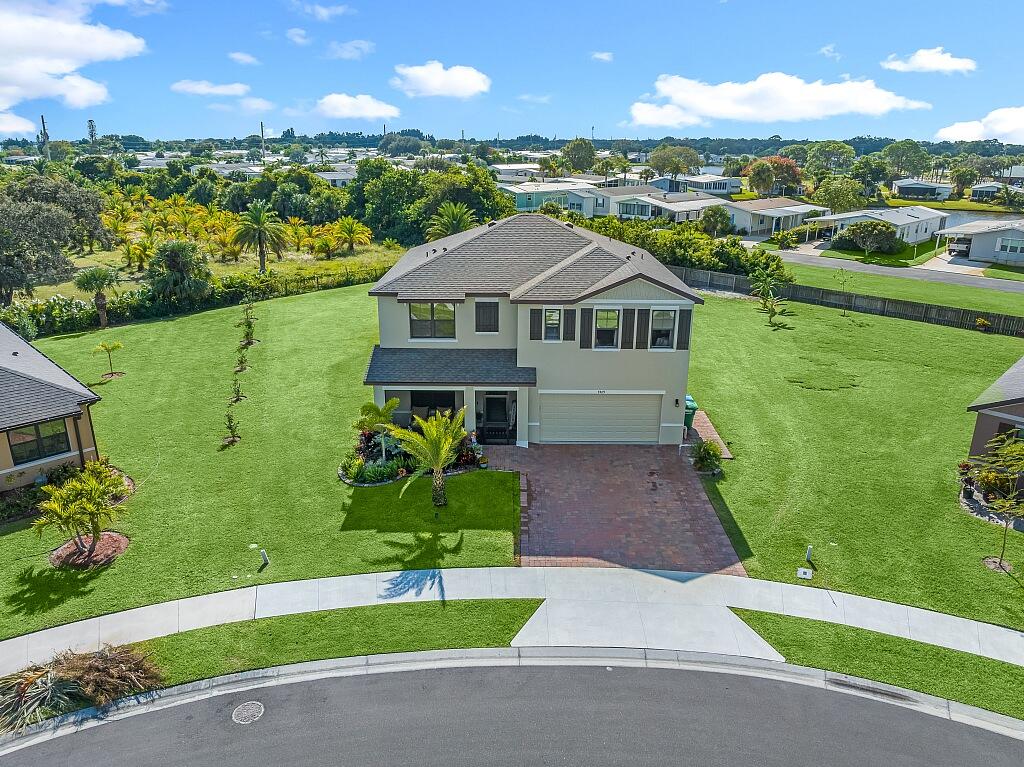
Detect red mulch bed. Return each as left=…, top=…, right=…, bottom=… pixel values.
left=49, top=532, right=130, bottom=569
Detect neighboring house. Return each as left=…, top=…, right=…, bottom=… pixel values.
left=558, top=173, right=643, bottom=188
left=314, top=169, right=355, bottom=188
left=636, top=192, right=724, bottom=224
left=2, top=155, right=39, bottom=166
left=936, top=220, right=1024, bottom=265
left=0, top=323, right=100, bottom=490
left=806, top=206, right=947, bottom=245
left=365, top=214, right=702, bottom=446
left=970, top=182, right=1005, bottom=201
left=500, top=181, right=599, bottom=212
left=719, top=198, right=828, bottom=235
left=490, top=163, right=542, bottom=183
left=650, top=174, right=742, bottom=195
left=891, top=178, right=953, bottom=201
left=967, top=355, right=1024, bottom=459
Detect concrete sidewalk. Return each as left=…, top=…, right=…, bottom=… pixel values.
left=3, top=567, right=1024, bottom=674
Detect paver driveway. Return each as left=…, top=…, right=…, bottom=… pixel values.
left=485, top=445, right=746, bottom=575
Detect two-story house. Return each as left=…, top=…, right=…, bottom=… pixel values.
left=364, top=214, right=702, bottom=446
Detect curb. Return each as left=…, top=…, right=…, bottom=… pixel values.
left=2, top=647, right=1023, bottom=756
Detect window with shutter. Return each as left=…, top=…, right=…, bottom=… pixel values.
left=529, top=308, right=542, bottom=340
left=676, top=309, right=692, bottom=350
left=579, top=308, right=593, bottom=349
left=475, top=301, right=499, bottom=333
left=635, top=309, right=650, bottom=349
left=563, top=309, right=576, bottom=341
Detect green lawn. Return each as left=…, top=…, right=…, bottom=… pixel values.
left=139, top=600, right=541, bottom=686
left=0, top=286, right=518, bottom=641
left=880, top=196, right=1017, bottom=213
left=23, top=244, right=400, bottom=302
left=736, top=610, right=1024, bottom=721
left=821, top=241, right=940, bottom=267
left=689, top=294, right=1024, bottom=630
left=787, top=263, right=1024, bottom=316
left=984, top=264, right=1024, bottom=282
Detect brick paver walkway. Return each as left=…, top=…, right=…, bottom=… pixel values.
left=485, top=445, right=746, bottom=575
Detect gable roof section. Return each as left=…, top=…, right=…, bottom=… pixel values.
left=969, top=355, right=1024, bottom=411
left=371, top=214, right=702, bottom=305
left=0, top=322, right=99, bottom=430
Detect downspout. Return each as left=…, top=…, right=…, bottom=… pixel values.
left=72, top=414, right=86, bottom=467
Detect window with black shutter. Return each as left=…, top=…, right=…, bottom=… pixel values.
left=579, top=308, right=593, bottom=349
left=475, top=301, right=499, bottom=333
left=563, top=308, right=576, bottom=341
left=529, top=308, right=543, bottom=340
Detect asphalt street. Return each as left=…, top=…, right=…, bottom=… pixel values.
left=7, top=666, right=1023, bottom=766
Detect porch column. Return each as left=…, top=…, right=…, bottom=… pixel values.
left=515, top=387, right=529, bottom=447
left=372, top=386, right=386, bottom=407
left=464, top=387, right=476, bottom=434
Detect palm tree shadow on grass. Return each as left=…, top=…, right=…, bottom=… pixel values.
left=370, top=531, right=465, bottom=601
left=5, top=564, right=105, bottom=617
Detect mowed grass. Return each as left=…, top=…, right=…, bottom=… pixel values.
left=24, top=244, right=401, bottom=301
left=0, top=286, right=518, bottom=641
left=139, top=600, right=542, bottom=686
left=736, top=610, right=1024, bottom=721
left=689, top=294, right=1024, bottom=629
left=984, top=264, right=1024, bottom=282
left=787, top=263, right=1024, bottom=316
left=821, top=241, right=940, bottom=267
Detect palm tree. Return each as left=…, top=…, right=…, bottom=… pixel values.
left=387, top=407, right=467, bottom=507
left=538, top=156, right=561, bottom=181
left=34, top=463, right=124, bottom=558
left=93, top=340, right=123, bottom=377
left=333, top=216, right=372, bottom=252
left=315, top=145, right=329, bottom=164
left=284, top=217, right=309, bottom=252
left=426, top=201, right=477, bottom=241
left=73, top=267, right=119, bottom=328
left=638, top=167, right=656, bottom=184
left=355, top=398, right=400, bottom=460
left=232, top=200, right=287, bottom=273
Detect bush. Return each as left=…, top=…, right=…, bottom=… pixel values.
left=0, top=461, right=81, bottom=523
left=832, top=220, right=905, bottom=255
left=692, top=440, right=723, bottom=473
left=768, top=230, right=798, bottom=249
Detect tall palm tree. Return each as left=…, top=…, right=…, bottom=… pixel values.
left=539, top=156, right=561, bottom=181
left=232, top=199, right=287, bottom=273
left=387, top=407, right=467, bottom=507
left=315, top=145, right=329, bottom=164
left=333, top=216, right=372, bottom=252
left=426, top=201, right=477, bottom=241
left=73, top=267, right=119, bottom=328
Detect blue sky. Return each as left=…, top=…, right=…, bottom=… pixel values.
left=4, top=0, right=1024, bottom=144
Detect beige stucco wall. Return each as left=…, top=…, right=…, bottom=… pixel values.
left=0, top=406, right=98, bottom=491
left=970, top=403, right=1024, bottom=456
left=376, top=295, right=518, bottom=349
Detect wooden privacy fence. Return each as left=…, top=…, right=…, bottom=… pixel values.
left=669, top=266, right=1024, bottom=338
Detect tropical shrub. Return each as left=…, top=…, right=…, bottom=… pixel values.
left=832, top=220, right=904, bottom=255
left=692, top=440, right=723, bottom=473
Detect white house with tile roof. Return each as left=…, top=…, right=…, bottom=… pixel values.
left=365, top=214, right=702, bottom=446
left=806, top=205, right=947, bottom=245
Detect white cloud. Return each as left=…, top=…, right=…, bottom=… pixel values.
left=629, top=72, right=930, bottom=127
left=326, top=39, right=374, bottom=60
left=228, top=51, right=259, bottom=65
left=517, top=93, right=551, bottom=104
left=286, top=27, right=311, bottom=45
left=935, top=106, right=1024, bottom=143
left=292, top=2, right=352, bottom=21
left=818, top=43, right=841, bottom=61
left=0, top=3, right=146, bottom=133
left=591, top=51, right=614, bottom=62
left=239, top=96, right=275, bottom=113
left=881, top=47, right=976, bottom=74
left=171, top=79, right=250, bottom=96
left=316, top=92, right=400, bottom=120
left=390, top=60, right=490, bottom=98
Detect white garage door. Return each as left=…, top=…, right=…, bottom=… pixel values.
left=540, top=393, right=662, bottom=443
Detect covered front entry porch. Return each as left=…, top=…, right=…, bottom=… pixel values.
left=375, top=386, right=529, bottom=446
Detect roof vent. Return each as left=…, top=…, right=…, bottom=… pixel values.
left=442, top=247, right=448, bottom=252
left=626, top=254, right=631, bottom=260
left=487, top=221, right=497, bottom=227
left=11, top=351, right=18, bottom=356
left=432, top=248, right=437, bottom=254
left=565, top=222, right=574, bottom=228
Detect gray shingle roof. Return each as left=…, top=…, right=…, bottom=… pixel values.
left=364, top=346, right=536, bottom=386
left=969, top=355, right=1024, bottom=411
left=371, top=214, right=702, bottom=305
left=0, top=323, right=99, bottom=430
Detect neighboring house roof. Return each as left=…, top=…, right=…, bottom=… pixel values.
left=490, top=163, right=541, bottom=171
left=892, top=178, right=953, bottom=189
left=682, top=174, right=736, bottom=184
left=937, top=219, right=1024, bottom=237
left=370, top=213, right=703, bottom=305
left=364, top=346, right=536, bottom=386
left=314, top=171, right=355, bottom=180
left=0, top=322, right=99, bottom=431
left=722, top=196, right=808, bottom=212
left=499, top=181, right=596, bottom=194
left=807, top=206, right=946, bottom=227
left=591, top=184, right=664, bottom=198
left=969, top=355, right=1024, bottom=411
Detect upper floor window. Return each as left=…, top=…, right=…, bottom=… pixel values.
left=8, top=418, right=71, bottom=466
left=650, top=309, right=676, bottom=348
left=475, top=301, right=499, bottom=333
left=409, top=302, right=456, bottom=338
left=594, top=309, right=620, bottom=348
left=544, top=309, right=561, bottom=341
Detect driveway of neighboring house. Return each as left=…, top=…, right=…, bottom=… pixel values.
left=485, top=444, right=746, bottom=575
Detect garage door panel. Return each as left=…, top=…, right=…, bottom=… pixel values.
left=540, top=394, right=661, bottom=443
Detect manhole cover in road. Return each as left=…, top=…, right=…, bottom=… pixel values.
left=231, top=701, right=265, bottom=724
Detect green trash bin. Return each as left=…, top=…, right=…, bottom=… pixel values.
left=683, top=395, right=698, bottom=429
